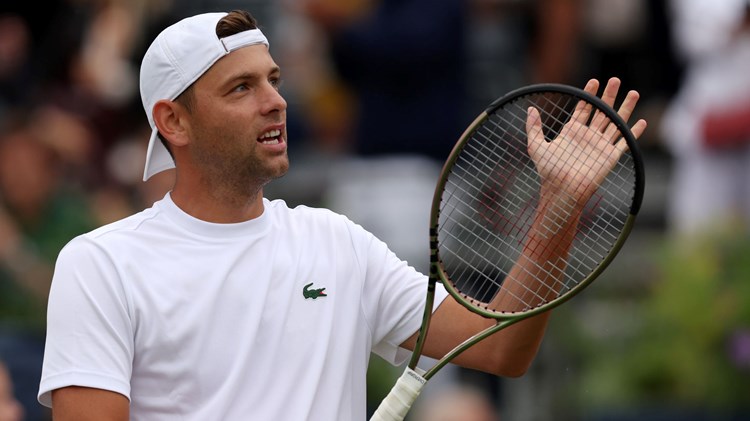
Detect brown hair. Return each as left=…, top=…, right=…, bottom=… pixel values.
left=216, top=10, right=259, bottom=37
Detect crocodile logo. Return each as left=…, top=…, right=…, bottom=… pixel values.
left=303, top=282, right=327, bottom=300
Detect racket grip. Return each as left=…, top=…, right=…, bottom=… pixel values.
left=369, top=367, right=426, bottom=421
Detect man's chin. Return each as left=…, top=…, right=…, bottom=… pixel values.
left=262, top=160, right=290, bottom=184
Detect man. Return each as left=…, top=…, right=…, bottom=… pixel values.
left=38, top=10, right=646, bottom=420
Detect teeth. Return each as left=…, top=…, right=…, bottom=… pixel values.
left=259, top=129, right=281, bottom=140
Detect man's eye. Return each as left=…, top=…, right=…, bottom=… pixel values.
left=233, top=84, right=249, bottom=92
left=270, top=78, right=284, bottom=91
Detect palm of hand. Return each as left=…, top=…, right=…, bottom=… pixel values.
left=527, top=115, right=623, bottom=204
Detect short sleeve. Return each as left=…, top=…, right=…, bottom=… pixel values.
left=38, top=236, right=134, bottom=407
left=354, top=223, right=449, bottom=365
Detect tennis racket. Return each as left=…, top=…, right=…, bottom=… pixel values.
left=370, top=78, right=646, bottom=421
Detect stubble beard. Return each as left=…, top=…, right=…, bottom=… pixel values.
left=192, top=134, right=289, bottom=204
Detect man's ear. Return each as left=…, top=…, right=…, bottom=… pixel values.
left=152, top=100, right=190, bottom=148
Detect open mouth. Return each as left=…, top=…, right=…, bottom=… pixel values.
left=258, top=129, right=282, bottom=145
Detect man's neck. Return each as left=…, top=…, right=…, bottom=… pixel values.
left=170, top=182, right=265, bottom=223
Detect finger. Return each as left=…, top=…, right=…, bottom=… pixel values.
left=613, top=119, right=647, bottom=157
left=600, top=77, right=621, bottom=108
left=583, top=78, right=600, bottom=96
left=616, top=89, right=640, bottom=123
left=630, top=118, right=648, bottom=140
left=591, top=77, right=621, bottom=131
left=572, top=79, right=599, bottom=124
left=603, top=89, right=642, bottom=142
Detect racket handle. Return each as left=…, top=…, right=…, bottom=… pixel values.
left=369, top=367, right=426, bottom=421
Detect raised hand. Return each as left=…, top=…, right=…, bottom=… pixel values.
left=526, top=77, right=647, bottom=207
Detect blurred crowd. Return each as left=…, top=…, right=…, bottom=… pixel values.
left=1, top=0, right=749, bottom=420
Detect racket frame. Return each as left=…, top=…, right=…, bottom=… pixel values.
left=407, top=83, right=645, bottom=379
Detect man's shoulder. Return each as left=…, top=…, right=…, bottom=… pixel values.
left=55, top=205, right=168, bottom=269
left=86, top=205, right=162, bottom=239
left=266, top=198, right=346, bottom=222
left=59, top=205, right=163, bottom=255
left=268, top=199, right=370, bottom=231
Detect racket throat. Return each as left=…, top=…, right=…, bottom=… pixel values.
left=408, top=277, right=438, bottom=369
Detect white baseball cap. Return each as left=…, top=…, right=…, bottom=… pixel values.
left=139, top=12, right=269, bottom=181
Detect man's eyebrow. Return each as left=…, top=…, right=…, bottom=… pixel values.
left=222, top=66, right=281, bottom=87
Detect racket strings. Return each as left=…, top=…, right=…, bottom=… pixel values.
left=452, top=93, right=578, bottom=306
left=441, top=119, right=545, bottom=305
left=437, top=92, right=636, bottom=313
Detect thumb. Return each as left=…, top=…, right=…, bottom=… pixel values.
left=526, top=106, right=544, bottom=154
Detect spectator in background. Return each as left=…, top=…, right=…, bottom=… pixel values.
left=289, top=0, right=470, bottom=276
left=467, top=0, right=582, bottom=109
left=312, top=0, right=469, bottom=161
left=0, top=361, right=23, bottom=421
left=0, top=119, right=95, bottom=318
left=0, top=118, right=94, bottom=421
left=303, top=0, right=582, bottom=160
left=661, top=0, right=750, bottom=237
left=0, top=13, right=32, bottom=114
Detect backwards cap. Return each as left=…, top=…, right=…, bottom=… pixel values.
left=139, top=12, right=269, bottom=181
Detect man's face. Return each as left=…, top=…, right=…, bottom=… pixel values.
left=183, top=44, right=289, bottom=193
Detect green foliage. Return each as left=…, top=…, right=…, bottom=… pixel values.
left=576, top=232, right=750, bottom=410
left=366, top=355, right=401, bottom=411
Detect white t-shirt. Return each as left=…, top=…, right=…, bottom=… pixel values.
left=38, top=194, right=447, bottom=420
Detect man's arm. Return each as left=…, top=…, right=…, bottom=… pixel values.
left=52, top=387, right=129, bottom=421
left=41, top=238, right=135, bottom=419
left=401, top=187, right=584, bottom=377
left=398, top=190, right=575, bottom=377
